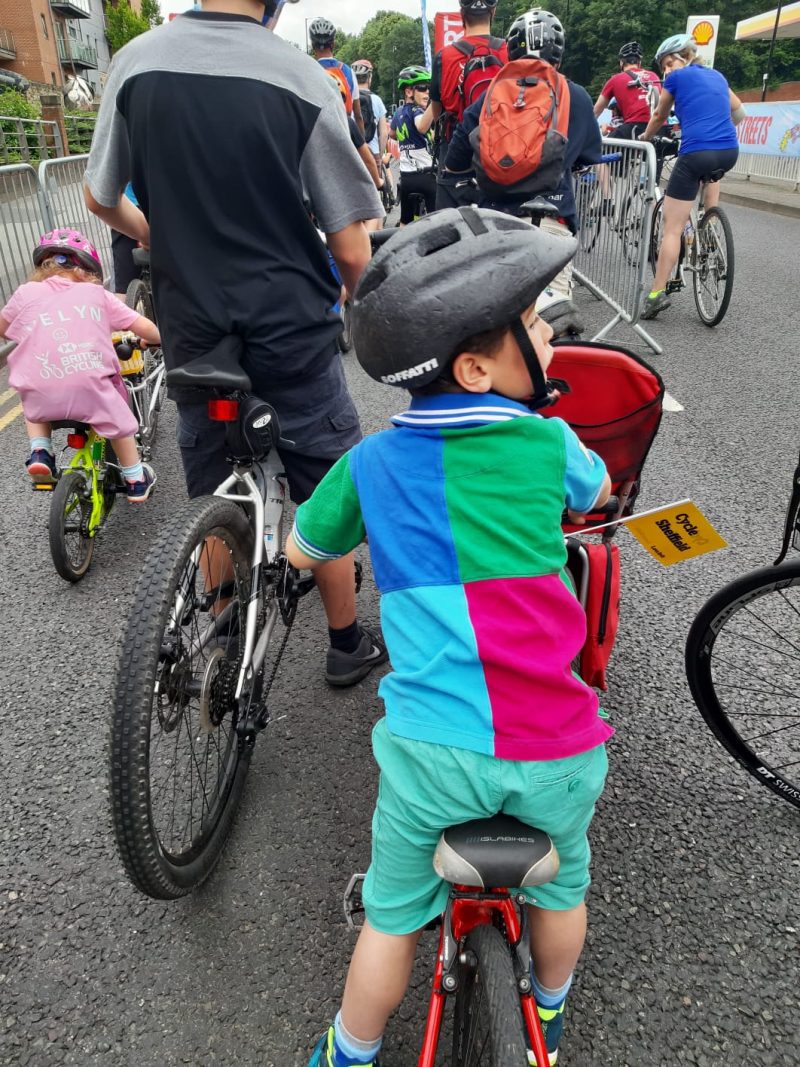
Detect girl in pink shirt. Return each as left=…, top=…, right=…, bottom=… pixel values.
left=0, top=229, right=161, bottom=501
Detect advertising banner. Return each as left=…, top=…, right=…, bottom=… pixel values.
left=421, top=0, right=432, bottom=70
left=686, top=15, right=721, bottom=67
left=736, top=102, right=800, bottom=157
left=434, top=11, right=466, bottom=53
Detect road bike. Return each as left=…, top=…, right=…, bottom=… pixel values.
left=648, top=172, right=735, bottom=326
left=344, top=813, right=560, bottom=1066
left=685, top=452, right=800, bottom=810
left=109, top=337, right=362, bottom=898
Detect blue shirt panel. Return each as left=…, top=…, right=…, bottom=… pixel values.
left=391, top=103, right=432, bottom=151
left=664, top=65, right=738, bottom=154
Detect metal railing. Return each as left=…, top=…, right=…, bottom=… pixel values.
left=56, top=35, right=98, bottom=68
left=50, top=0, right=92, bottom=17
left=572, top=137, right=661, bottom=355
left=64, top=114, right=96, bottom=154
left=727, top=151, right=800, bottom=189
left=0, top=117, right=64, bottom=165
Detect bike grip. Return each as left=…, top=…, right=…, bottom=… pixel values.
left=116, top=343, right=135, bottom=360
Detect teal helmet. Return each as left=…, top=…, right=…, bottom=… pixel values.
left=655, top=33, right=696, bottom=69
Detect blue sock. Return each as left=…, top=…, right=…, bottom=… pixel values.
left=30, top=437, right=53, bottom=454
left=532, top=969, right=573, bottom=1008
left=121, top=461, right=144, bottom=483
left=332, top=1011, right=382, bottom=1065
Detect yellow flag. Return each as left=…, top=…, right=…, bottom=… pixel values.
left=625, top=499, right=727, bottom=567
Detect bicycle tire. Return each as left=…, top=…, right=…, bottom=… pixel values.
left=685, top=559, right=800, bottom=809
left=338, top=300, right=353, bottom=353
left=48, top=470, right=95, bottom=582
left=578, top=178, right=602, bottom=253
left=452, top=924, right=529, bottom=1065
left=110, top=497, right=260, bottom=898
left=692, top=206, right=734, bottom=327
left=648, top=196, right=664, bottom=276
left=125, top=276, right=154, bottom=323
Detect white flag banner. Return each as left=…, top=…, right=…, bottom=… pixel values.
left=686, top=15, right=721, bottom=68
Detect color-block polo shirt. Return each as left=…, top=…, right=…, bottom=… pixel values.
left=293, top=392, right=614, bottom=762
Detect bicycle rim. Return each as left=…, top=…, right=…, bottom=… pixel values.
left=648, top=197, right=664, bottom=276
left=692, top=207, right=734, bottom=326
left=110, top=499, right=258, bottom=897
left=452, top=925, right=529, bottom=1065
left=48, top=470, right=95, bottom=582
left=685, top=560, right=800, bottom=809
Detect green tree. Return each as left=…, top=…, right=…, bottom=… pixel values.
left=141, top=0, right=163, bottom=29
left=104, top=0, right=150, bottom=53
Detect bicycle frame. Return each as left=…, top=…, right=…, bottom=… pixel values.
left=58, top=429, right=115, bottom=536
left=418, top=889, right=550, bottom=1066
left=125, top=358, right=165, bottom=430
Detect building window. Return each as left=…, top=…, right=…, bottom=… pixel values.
left=41, top=14, right=48, bottom=38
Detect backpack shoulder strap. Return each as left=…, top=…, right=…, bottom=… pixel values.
left=453, top=39, right=476, bottom=58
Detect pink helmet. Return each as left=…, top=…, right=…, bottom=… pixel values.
left=33, top=228, right=102, bottom=277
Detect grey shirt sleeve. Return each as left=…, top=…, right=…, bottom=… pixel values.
left=300, top=84, right=384, bottom=233
left=84, top=51, right=132, bottom=207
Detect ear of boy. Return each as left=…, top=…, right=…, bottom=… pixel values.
left=451, top=350, right=500, bottom=393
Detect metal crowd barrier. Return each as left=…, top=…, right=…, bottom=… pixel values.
left=572, top=137, right=661, bottom=355
left=39, top=154, right=113, bottom=289
left=0, top=155, right=112, bottom=359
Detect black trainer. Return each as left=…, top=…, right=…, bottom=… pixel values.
left=325, top=625, right=388, bottom=688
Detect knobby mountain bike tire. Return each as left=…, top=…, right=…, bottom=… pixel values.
left=451, top=924, right=530, bottom=1065
left=692, top=206, right=734, bottom=327
left=49, top=470, right=95, bottom=582
left=685, top=559, right=800, bottom=809
left=110, top=497, right=264, bottom=898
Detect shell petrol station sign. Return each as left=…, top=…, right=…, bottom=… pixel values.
left=686, top=15, right=721, bottom=67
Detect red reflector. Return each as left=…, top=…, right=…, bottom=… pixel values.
left=67, top=433, right=87, bottom=449
left=208, top=399, right=239, bottom=422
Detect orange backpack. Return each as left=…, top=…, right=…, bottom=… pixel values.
left=470, top=58, right=570, bottom=200
left=324, top=62, right=354, bottom=115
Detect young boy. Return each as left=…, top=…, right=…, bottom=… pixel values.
left=288, top=207, right=613, bottom=1067
left=390, top=67, right=436, bottom=225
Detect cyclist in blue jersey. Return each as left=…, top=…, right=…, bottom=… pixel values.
left=639, top=33, right=745, bottom=320
left=390, top=66, right=436, bottom=225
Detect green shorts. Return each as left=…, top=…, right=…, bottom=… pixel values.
left=362, top=719, right=609, bottom=935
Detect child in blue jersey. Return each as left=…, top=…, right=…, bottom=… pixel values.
left=391, top=66, right=436, bottom=224
left=298, top=208, right=611, bottom=1067
left=640, top=33, right=745, bottom=319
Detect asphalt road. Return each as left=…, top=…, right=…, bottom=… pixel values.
left=1, top=202, right=798, bottom=1067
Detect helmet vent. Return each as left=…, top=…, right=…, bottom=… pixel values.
left=419, top=223, right=461, bottom=256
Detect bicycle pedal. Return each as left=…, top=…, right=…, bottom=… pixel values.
left=343, top=872, right=366, bottom=930
left=32, top=482, right=56, bottom=491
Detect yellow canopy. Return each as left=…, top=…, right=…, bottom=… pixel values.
left=736, top=1, right=800, bottom=40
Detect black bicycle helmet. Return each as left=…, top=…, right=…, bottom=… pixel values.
left=352, top=207, right=576, bottom=407
left=460, top=0, right=498, bottom=11
left=308, top=16, right=335, bottom=45
left=506, top=9, right=565, bottom=67
left=618, top=41, right=643, bottom=62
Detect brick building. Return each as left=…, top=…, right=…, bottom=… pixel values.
left=0, top=0, right=144, bottom=98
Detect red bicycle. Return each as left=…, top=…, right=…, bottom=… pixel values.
left=345, top=813, right=559, bottom=1065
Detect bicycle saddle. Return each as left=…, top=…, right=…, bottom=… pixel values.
left=131, top=246, right=150, bottom=268
left=520, top=197, right=560, bottom=219
left=433, top=814, right=559, bottom=889
left=167, top=335, right=252, bottom=393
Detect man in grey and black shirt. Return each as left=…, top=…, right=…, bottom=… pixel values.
left=85, top=0, right=387, bottom=686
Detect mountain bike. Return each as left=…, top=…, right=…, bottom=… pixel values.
left=648, top=172, right=735, bottom=326
left=685, top=451, right=800, bottom=809
left=344, top=813, right=560, bottom=1065
left=109, top=336, right=356, bottom=899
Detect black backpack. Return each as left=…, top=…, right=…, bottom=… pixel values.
left=360, top=90, right=378, bottom=144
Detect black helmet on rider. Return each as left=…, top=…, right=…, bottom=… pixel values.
left=352, top=207, right=576, bottom=409
left=618, top=41, right=642, bottom=63
left=506, top=9, right=565, bottom=67
left=309, top=16, right=335, bottom=47
left=459, top=0, right=498, bottom=12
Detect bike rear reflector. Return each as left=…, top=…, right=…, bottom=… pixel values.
left=208, top=399, right=239, bottom=422
left=67, top=433, right=87, bottom=449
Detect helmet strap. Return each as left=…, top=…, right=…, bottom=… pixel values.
left=510, top=317, right=557, bottom=412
